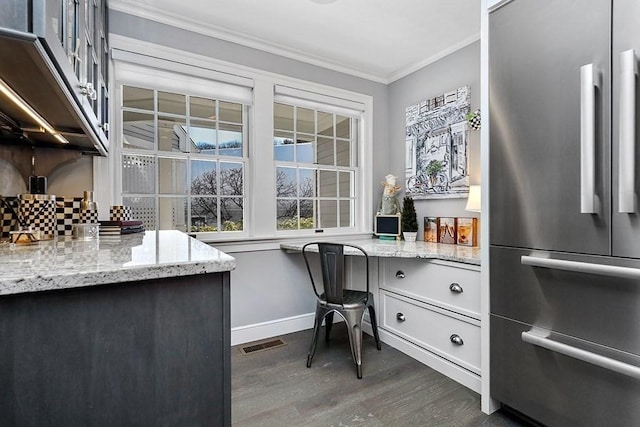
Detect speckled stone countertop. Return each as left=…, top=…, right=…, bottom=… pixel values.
left=0, top=230, right=235, bottom=296
left=281, top=238, right=481, bottom=266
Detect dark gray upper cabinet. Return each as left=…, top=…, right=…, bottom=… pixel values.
left=0, top=0, right=109, bottom=155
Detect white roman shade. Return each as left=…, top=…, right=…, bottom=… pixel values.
left=112, top=48, right=254, bottom=105
left=274, top=85, right=365, bottom=118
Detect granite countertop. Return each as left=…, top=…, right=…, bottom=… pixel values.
left=280, top=238, right=481, bottom=266
left=0, top=230, right=235, bottom=296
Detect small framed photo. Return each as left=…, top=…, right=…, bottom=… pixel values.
left=438, top=217, right=457, bottom=244
left=423, top=217, right=438, bottom=242
left=456, top=217, right=478, bottom=247
left=374, top=214, right=401, bottom=239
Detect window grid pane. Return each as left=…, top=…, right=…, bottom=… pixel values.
left=120, top=86, right=247, bottom=234
left=273, top=102, right=358, bottom=232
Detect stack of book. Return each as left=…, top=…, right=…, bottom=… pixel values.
left=99, top=219, right=145, bottom=236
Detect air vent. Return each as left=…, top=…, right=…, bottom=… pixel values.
left=240, top=338, right=286, bottom=354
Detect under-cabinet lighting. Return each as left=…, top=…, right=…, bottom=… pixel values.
left=0, top=77, right=69, bottom=144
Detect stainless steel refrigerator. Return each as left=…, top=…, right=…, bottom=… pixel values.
left=489, top=0, right=640, bottom=424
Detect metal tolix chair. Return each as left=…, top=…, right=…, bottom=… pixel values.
left=302, top=242, right=382, bottom=379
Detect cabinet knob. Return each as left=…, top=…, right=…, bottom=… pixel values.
left=450, top=334, right=464, bottom=345
left=396, top=313, right=406, bottom=322
left=449, top=283, right=464, bottom=293
left=396, top=271, right=405, bottom=279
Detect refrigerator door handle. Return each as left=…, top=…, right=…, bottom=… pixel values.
left=522, top=330, right=640, bottom=380
left=580, top=63, right=597, bottom=214
left=619, top=49, right=637, bottom=213
left=521, top=255, right=640, bottom=279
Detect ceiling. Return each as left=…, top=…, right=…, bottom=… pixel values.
left=109, top=0, right=481, bottom=84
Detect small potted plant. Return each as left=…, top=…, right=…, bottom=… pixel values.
left=401, top=196, right=418, bottom=242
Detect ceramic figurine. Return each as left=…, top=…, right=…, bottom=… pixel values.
left=378, top=174, right=402, bottom=215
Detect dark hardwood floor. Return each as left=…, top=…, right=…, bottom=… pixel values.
left=232, top=326, right=528, bottom=426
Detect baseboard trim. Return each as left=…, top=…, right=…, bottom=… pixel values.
left=377, top=328, right=481, bottom=393
left=231, top=313, right=315, bottom=346
left=231, top=312, right=359, bottom=346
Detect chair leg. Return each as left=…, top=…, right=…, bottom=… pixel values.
left=368, top=304, right=382, bottom=351
left=307, top=305, right=325, bottom=368
left=325, top=311, right=334, bottom=342
left=343, top=309, right=365, bottom=379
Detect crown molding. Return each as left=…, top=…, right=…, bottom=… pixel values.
left=109, top=0, right=389, bottom=84
left=387, top=33, right=481, bottom=83
left=110, top=0, right=479, bottom=85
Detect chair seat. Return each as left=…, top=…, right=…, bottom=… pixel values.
left=318, top=290, right=374, bottom=309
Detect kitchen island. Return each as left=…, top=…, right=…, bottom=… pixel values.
left=0, top=230, right=235, bottom=426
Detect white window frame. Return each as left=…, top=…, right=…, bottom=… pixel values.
left=111, top=60, right=252, bottom=238
left=100, top=35, right=373, bottom=245
left=272, top=87, right=364, bottom=235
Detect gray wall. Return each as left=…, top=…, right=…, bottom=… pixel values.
left=109, top=10, right=390, bottom=195
left=109, top=11, right=390, bottom=333
left=109, top=13, right=481, bottom=336
left=388, top=41, right=481, bottom=237
left=0, top=13, right=480, bottom=339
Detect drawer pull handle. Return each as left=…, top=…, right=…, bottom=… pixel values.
left=450, top=334, right=464, bottom=345
left=449, top=283, right=464, bottom=293
left=396, top=313, right=406, bottom=322
left=396, top=271, right=405, bottom=279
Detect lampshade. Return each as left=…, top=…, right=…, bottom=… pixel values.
left=465, top=185, right=481, bottom=212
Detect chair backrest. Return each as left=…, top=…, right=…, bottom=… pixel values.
left=302, top=242, right=369, bottom=305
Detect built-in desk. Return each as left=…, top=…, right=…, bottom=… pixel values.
left=280, top=238, right=480, bottom=265
left=281, top=238, right=481, bottom=392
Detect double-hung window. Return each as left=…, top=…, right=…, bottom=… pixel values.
left=110, top=47, right=372, bottom=242
left=114, top=61, right=251, bottom=235
left=273, top=87, right=363, bottom=232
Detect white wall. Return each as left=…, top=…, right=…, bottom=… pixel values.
left=388, top=41, right=481, bottom=238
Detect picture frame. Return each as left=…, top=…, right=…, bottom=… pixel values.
left=423, top=217, right=438, bottom=242
left=374, top=213, right=401, bottom=239
left=438, top=217, right=457, bottom=244
left=405, top=86, right=471, bottom=199
left=456, top=217, right=478, bottom=247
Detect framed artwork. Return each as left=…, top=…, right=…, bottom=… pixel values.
left=374, top=214, right=401, bottom=239
left=405, top=86, right=471, bottom=199
left=438, top=217, right=457, bottom=244
left=423, top=217, right=438, bottom=242
left=456, top=217, right=478, bottom=247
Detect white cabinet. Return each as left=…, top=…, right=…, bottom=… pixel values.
left=377, top=258, right=481, bottom=392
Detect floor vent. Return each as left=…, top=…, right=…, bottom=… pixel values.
left=240, top=338, right=286, bottom=355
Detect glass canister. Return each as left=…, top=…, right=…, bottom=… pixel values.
left=18, top=194, right=57, bottom=240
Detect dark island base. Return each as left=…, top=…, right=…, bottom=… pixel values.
left=0, top=272, right=230, bottom=427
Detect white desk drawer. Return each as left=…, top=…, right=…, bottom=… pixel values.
left=380, top=258, right=480, bottom=318
left=381, top=291, right=480, bottom=374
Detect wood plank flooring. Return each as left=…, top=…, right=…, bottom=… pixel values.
left=232, top=327, right=530, bottom=427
